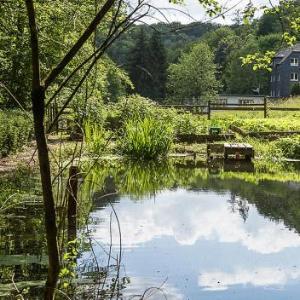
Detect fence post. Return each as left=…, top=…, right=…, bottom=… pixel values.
left=264, top=97, right=267, bottom=118
left=208, top=100, right=211, bottom=120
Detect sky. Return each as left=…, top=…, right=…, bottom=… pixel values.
left=130, top=0, right=279, bottom=25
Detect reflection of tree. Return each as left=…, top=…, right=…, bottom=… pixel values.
left=82, top=160, right=300, bottom=236
left=0, top=202, right=48, bottom=298
left=228, top=192, right=250, bottom=222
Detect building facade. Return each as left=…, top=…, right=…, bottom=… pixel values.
left=271, top=43, right=300, bottom=98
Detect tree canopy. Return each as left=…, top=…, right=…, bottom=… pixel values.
left=167, top=42, right=220, bottom=101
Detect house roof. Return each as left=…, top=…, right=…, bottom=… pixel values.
left=274, top=43, right=300, bottom=64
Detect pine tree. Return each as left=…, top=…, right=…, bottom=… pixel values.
left=128, top=28, right=152, bottom=98
left=148, top=31, right=167, bottom=101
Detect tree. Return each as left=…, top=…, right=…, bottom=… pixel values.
left=203, top=27, right=241, bottom=91
left=128, top=28, right=153, bottom=98
left=23, top=0, right=148, bottom=298
left=224, top=37, right=271, bottom=95
left=148, top=31, right=167, bottom=100
left=257, top=13, right=282, bottom=36
left=167, top=42, right=219, bottom=102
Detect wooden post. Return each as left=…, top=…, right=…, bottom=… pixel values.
left=67, top=166, right=78, bottom=242
left=264, top=97, right=267, bottom=118
left=208, top=100, right=211, bottom=120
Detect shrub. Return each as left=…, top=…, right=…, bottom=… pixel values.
left=105, top=95, right=157, bottom=131
left=291, top=83, right=300, bottom=96
left=120, top=117, right=173, bottom=160
left=276, top=136, right=300, bottom=159
left=0, top=110, right=33, bottom=158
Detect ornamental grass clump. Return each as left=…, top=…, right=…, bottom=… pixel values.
left=121, top=117, right=173, bottom=160
left=84, top=121, right=108, bottom=155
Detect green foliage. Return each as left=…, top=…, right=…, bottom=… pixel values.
left=291, top=83, right=300, bottom=96
left=0, top=1, right=130, bottom=109
left=203, top=27, right=240, bottom=88
left=225, top=37, right=271, bottom=94
left=148, top=31, right=168, bottom=99
left=231, top=118, right=300, bottom=132
left=127, top=28, right=153, bottom=98
left=276, top=136, right=300, bottom=159
left=127, top=29, right=168, bottom=100
left=59, top=239, right=78, bottom=291
left=84, top=121, right=108, bottom=155
left=257, top=13, right=282, bottom=36
left=167, top=42, right=220, bottom=101
left=120, top=117, right=173, bottom=160
left=0, top=110, right=32, bottom=157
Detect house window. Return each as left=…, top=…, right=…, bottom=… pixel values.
left=291, top=58, right=299, bottom=66
left=291, top=72, right=299, bottom=81
left=277, top=74, right=280, bottom=82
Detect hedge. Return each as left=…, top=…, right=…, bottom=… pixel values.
left=0, top=110, right=33, bottom=158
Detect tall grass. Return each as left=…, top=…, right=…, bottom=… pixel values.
left=121, top=117, right=173, bottom=160
left=84, top=121, right=108, bottom=155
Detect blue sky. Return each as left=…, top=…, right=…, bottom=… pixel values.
left=132, top=0, right=279, bottom=24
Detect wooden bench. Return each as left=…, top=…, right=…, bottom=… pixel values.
left=224, top=143, right=254, bottom=161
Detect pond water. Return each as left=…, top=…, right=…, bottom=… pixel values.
left=1, top=161, right=300, bottom=299
left=85, top=174, right=300, bottom=300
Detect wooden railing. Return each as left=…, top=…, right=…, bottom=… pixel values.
left=162, top=97, right=300, bottom=119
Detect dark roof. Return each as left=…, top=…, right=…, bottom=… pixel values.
left=274, top=43, right=300, bottom=63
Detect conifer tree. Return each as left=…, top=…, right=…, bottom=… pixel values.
left=148, top=31, right=167, bottom=101
left=128, top=28, right=152, bottom=97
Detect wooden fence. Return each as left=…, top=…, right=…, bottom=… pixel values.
left=46, top=97, right=300, bottom=133
left=162, top=97, right=300, bottom=119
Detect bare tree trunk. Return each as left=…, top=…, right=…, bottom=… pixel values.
left=32, top=87, right=60, bottom=299
left=25, top=1, right=60, bottom=299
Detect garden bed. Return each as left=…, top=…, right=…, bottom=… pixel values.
left=229, top=124, right=300, bottom=140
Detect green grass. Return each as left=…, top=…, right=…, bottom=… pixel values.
left=230, top=118, right=300, bottom=132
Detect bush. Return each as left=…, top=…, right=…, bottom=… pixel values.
left=0, top=110, right=33, bottom=158
left=120, top=117, right=173, bottom=160
left=291, top=83, right=300, bottom=96
left=105, top=95, right=157, bottom=130
left=276, top=136, right=300, bottom=159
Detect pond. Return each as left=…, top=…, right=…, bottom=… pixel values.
left=1, top=160, right=300, bottom=299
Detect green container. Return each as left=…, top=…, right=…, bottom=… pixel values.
left=209, top=127, right=221, bottom=135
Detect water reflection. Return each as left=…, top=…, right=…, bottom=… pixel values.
left=199, top=267, right=300, bottom=291
left=1, top=160, right=300, bottom=299
left=86, top=161, right=300, bottom=299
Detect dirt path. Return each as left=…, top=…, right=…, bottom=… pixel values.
left=0, top=142, right=37, bottom=173
left=0, top=135, right=76, bottom=173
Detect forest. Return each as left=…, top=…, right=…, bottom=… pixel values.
left=1, top=0, right=300, bottom=299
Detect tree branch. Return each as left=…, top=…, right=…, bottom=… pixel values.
left=44, top=0, right=117, bottom=90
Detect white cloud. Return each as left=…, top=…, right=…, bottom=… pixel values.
left=198, top=267, right=300, bottom=291
left=123, top=276, right=185, bottom=300
left=90, top=189, right=300, bottom=254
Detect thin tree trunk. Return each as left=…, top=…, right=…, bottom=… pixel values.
left=25, top=1, right=60, bottom=299
left=32, top=87, right=60, bottom=299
